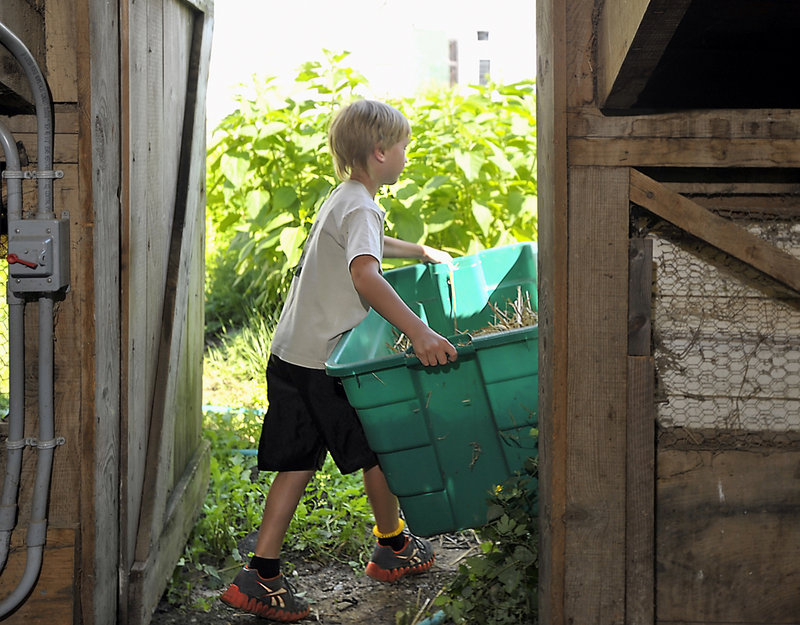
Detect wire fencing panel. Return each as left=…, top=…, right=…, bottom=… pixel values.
left=649, top=210, right=800, bottom=449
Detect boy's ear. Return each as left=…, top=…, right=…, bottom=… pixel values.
left=373, top=145, right=386, bottom=163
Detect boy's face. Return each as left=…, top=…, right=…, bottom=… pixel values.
left=379, top=134, right=410, bottom=186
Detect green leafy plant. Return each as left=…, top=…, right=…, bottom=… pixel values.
left=205, top=52, right=537, bottom=334
left=434, top=446, right=539, bottom=624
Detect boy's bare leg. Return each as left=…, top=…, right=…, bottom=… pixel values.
left=363, top=464, right=401, bottom=534
left=253, top=470, right=315, bottom=558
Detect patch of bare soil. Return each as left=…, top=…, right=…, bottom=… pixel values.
left=150, top=532, right=477, bottom=625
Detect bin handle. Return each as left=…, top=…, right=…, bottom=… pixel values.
left=404, top=333, right=475, bottom=367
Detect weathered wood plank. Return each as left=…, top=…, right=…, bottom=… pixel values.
left=566, top=0, right=595, bottom=107
left=132, top=3, right=212, bottom=570
left=565, top=166, right=629, bottom=624
left=631, top=169, right=800, bottom=294
left=628, top=238, right=653, bottom=356
left=119, top=0, right=152, bottom=589
left=6, top=131, right=79, bottom=163
left=599, top=0, right=692, bottom=110
left=44, top=0, right=78, bottom=103
left=536, top=0, right=569, bottom=621
left=626, top=356, right=655, bottom=625
left=80, top=0, right=122, bottom=623
left=571, top=136, right=800, bottom=168
left=596, top=0, right=652, bottom=106
left=0, top=106, right=79, bottom=134
left=569, top=106, right=800, bottom=140
left=128, top=440, right=210, bottom=625
left=656, top=449, right=800, bottom=622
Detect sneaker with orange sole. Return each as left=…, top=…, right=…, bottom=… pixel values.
left=365, top=530, right=435, bottom=582
left=220, top=567, right=309, bottom=622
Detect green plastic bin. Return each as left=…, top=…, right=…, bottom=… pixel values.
left=326, top=242, right=538, bottom=536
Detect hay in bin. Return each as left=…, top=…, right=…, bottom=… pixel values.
left=388, top=286, right=537, bottom=354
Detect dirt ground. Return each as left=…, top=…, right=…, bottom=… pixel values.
left=149, top=531, right=477, bottom=625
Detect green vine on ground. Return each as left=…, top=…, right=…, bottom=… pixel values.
left=433, top=445, right=538, bottom=625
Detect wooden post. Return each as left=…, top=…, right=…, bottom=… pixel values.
left=627, top=238, right=654, bottom=625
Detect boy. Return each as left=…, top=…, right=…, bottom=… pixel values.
left=220, top=100, right=458, bottom=622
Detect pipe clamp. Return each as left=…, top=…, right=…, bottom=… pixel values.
left=2, top=169, right=64, bottom=180
left=4, top=437, right=65, bottom=450
left=33, top=437, right=66, bottom=450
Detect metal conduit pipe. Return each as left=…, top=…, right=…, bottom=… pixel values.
left=0, top=121, right=25, bottom=574
left=0, top=297, right=55, bottom=617
left=0, top=20, right=61, bottom=618
left=0, top=20, right=55, bottom=219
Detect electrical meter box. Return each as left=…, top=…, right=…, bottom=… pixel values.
left=326, top=243, right=539, bottom=536
left=7, top=212, right=70, bottom=292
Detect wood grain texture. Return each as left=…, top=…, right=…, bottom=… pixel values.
left=626, top=356, right=655, bottom=625
left=536, top=0, right=569, bottom=621
left=565, top=167, right=629, bottom=625
left=656, top=449, right=800, bottom=623
left=571, top=136, right=800, bottom=168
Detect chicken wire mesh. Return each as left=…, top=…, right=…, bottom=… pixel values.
left=647, top=210, right=800, bottom=450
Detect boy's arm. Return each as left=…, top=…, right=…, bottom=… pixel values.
left=383, top=236, right=453, bottom=265
left=350, top=254, right=457, bottom=367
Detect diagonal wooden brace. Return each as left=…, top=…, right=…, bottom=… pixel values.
left=629, top=168, right=800, bottom=295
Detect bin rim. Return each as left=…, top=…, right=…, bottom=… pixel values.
left=325, top=323, right=538, bottom=378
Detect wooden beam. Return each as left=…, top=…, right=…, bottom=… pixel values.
left=599, top=0, right=692, bottom=110
left=628, top=239, right=652, bottom=357
left=569, top=107, right=800, bottom=140
left=565, top=167, right=629, bottom=623
left=80, top=1, right=122, bottom=624
left=626, top=356, right=655, bottom=625
left=571, top=137, right=800, bottom=168
left=630, top=169, right=800, bottom=294
left=536, top=0, right=568, bottom=621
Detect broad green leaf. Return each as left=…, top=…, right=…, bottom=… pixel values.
left=263, top=212, right=295, bottom=234
left=272, top=187, right=298, bottom=211
left=279, top=226, right=305, bottom=267
left=472, top=201, right=493, bottom=237
left=260, top=121, right=288, bottom=137
left=454, top=149, right=484, bottom=182
left=245, top=189, right=270, bottom=220
left=488, top=143, right=519, bottom=177
left=426, top=207, right=455, bottom=234
left=396, top=183, right=419, bottom=200
left=220, top=152, right=250, bottom=187
left=390, top=210, right=425, bottom=244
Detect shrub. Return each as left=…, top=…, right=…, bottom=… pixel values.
left=205, top=52, right=537, bottom=334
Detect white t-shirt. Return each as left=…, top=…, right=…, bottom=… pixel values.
left=270, top=180, right=385, bottom=369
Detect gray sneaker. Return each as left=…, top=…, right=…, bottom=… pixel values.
left=220, top=567, right=309, bottom=622
left=365, top=530, right=435, bottom=582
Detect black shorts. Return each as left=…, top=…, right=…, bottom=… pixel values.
left=257, top=354, right=379, bottom=474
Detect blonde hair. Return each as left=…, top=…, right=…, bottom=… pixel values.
left=328, top=100, right=410, bottom=180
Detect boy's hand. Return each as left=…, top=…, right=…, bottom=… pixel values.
left=420, top=244, right=453, bottom=265
left=409, top=326, right=458, bottom=366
